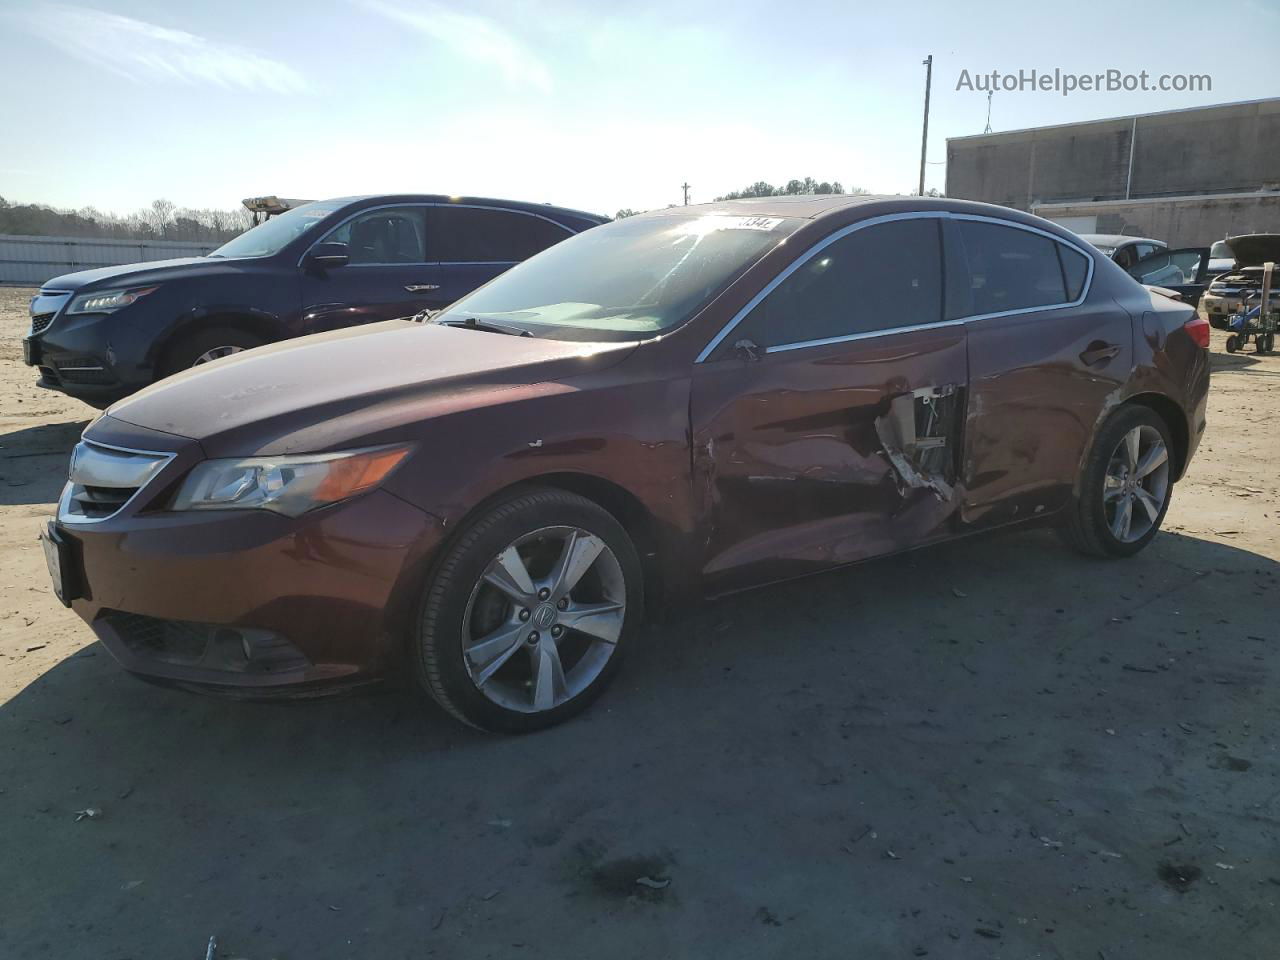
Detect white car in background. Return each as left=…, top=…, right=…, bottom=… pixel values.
left=1079, top=233, right=1212, bottom=307
left=1078, top=234, right=1166, bottom=270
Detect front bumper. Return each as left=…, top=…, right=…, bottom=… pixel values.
left=24, top=310, right=150, bottom=404
left=1201, top=293, right=1240, bottom=323
left=53, top=422, right=444, bottom=694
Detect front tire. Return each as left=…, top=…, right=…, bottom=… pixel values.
left=1059, top=406, right=1174, bottom=558
left=159, top=327, right=264, bottom=379
left=414, top=488, right=643, bottom=733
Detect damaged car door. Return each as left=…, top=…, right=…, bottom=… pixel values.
left=953, top=218, right=1130, bottom=528
left=691, top=215, right=970, bottom=594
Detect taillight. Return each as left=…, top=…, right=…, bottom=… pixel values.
left=1184, top=316, right=1211, bottom=349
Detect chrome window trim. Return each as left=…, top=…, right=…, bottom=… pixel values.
left=765, top=318, right=967, bottom=355
left=695, top=210, right=1097, bottom=363
left=297, top=202, right=576, bottom=268
left=57, top=439, right=177, bottom=525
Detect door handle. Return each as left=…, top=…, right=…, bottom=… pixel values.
left=405, top=284, right=440, bottom=293
left=1079, top=341, right=1121, bottom=366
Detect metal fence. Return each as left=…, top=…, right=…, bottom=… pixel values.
left=0, top=233, right=219, bottom=286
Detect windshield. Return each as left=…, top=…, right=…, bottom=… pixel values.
left=209, top=201, right=344, bottom=258
left=434, top=213, right=803, bottom=341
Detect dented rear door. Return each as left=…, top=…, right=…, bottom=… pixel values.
left=690, top=215, right=969, bottom=595
left=952, top=218, right=1131, bottom=529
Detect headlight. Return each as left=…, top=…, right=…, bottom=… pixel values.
left=170, top=445, right=412, bottom=516
left=68, top=286, right=159, bottom=314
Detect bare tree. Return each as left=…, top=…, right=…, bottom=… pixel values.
left=144, top=198, right=176, bottom=238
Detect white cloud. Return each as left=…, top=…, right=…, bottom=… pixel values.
left=357, top=0, right=552, bottom=94
left=11, top=4, right=309, bottom=94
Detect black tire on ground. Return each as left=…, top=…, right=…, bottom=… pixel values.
left=1058, top=405, right=1175, bottom=559
left=1257, top=333, right=1274, bottom=355
left=414, top=487, right=643, bottom=733
left=159, top=327, right=265, bottom=379
left=1225, top=335, right=1239, bottom=353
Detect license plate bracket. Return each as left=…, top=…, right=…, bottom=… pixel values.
left=41, top=520, right=80, bottom=607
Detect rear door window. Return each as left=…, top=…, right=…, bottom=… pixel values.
left=428, top=207, right=573, bottom=263
left=729, top=218, right=943, bottom=350
left=321, top=206, right=425, bottom=264
left=957, top=221, right=1068, bottom=314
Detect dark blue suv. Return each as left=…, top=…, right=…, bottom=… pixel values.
left=23, top=195, right=608, bottom=407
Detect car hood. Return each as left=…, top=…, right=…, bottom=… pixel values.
left=105, top=321, right=637, bottom=456
left=1225, top=234, right=1280, bottom=267
left=42, top=257, right=231, bottom=293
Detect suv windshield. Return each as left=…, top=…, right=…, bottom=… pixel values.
left=209, top=201, right=344, bottom=259
left=434, top=213, right=802, bottom=341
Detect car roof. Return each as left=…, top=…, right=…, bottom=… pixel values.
left=629, top=194, right=1097, bottom=228
left=1078, top=233, right=1164, bottom=247
left=625, top=196, right=1106, bottom=255
left=322, top=194, right=610, bottom=223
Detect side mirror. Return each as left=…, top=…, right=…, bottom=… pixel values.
left=307, top=242, right=349, bottom=269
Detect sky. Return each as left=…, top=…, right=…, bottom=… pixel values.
left=1, top=0, right=1278, bottom=218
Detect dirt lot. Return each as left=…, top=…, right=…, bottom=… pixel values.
left=1, top=284, right=1277, bottom=959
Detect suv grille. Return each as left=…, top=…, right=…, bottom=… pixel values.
left=58, top=441, right=173, bottom=522
left=30, top=313, right=54, bottom=335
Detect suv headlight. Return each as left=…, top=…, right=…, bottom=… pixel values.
left=170, top=445, right=412, bottom=516
left=68, top=286, right=159, bottom=314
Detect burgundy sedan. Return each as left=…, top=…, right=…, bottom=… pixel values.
left=43, top=196, right=1211, bottom=732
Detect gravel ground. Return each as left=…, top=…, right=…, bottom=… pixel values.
left=1, top=285, right=1277, bottom=959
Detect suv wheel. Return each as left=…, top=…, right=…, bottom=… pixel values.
left=415, top=488, right=643, bottom=733
left=1060, top=405, right=1174, bottom=558
left=160, top=327, right=264, bottom=378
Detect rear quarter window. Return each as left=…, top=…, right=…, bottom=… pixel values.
left=1057, top=245, right=1089, bottom=301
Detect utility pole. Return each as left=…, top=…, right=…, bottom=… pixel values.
left=918, top=55, right=933, bottom=197
left=681, top=182, right=691, bottom=206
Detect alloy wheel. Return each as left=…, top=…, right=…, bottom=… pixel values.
left=192, top=345, right=246, bottom=366
left=462, top=526, right=626, bottom=714
left=1102, top=424, right=1170, bottom=543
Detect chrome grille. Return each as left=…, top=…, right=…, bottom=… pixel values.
left=58, top=441, right=174, bottom=522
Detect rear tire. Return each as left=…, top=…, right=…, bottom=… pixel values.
left=1058, top=405, right=1174, bottom=559
left=414, top=487, right=643, bottom=733
left=1225, top=335, right=1239, bottom=353
left=159, top=327, right=264, bottom=379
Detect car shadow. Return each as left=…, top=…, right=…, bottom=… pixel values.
left=0, top=418, right=85, bottom=506
left=1210, top=350, right=1265, bottom=373
left=2, top=527, right=1277, bottom=958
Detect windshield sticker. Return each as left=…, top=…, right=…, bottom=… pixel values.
left=673, top=215, right=787, bottom=238
left=719, top=216, right=785, bottom=231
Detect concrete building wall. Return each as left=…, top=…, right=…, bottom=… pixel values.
left=946, top=98, right=1280, bottom=212
left=1033, top=194, right=1280, bottom=247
